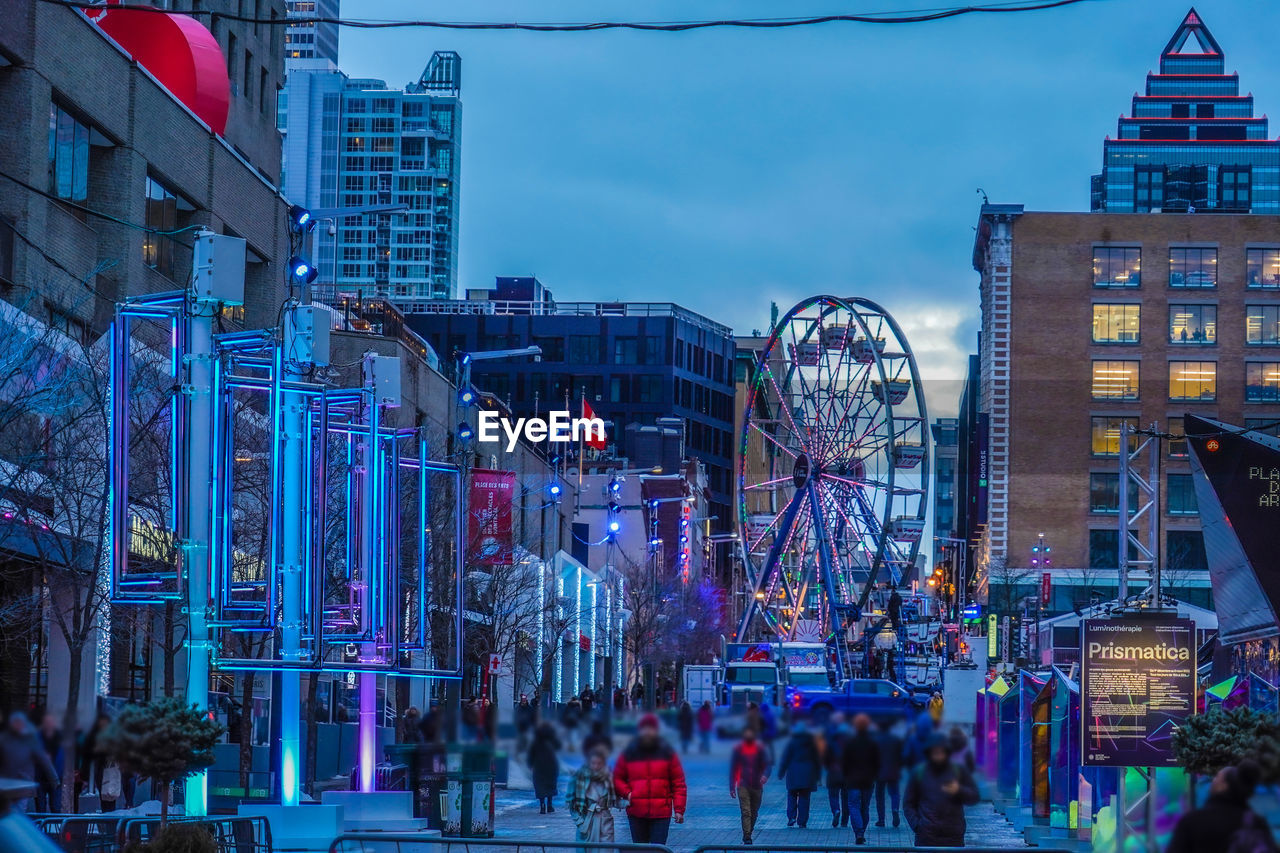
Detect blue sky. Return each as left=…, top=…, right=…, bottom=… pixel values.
left=341, top=1, right=1280, bottom=415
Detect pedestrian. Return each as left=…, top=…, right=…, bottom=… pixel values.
left=461, top=698, right=480, bottom=742
left=582, top=719, right=613, bottom=757
left=697, top=701, right=715, bottom=754
left=0, top=711, right=57, bottom=813
left=563, top=696, right=583, bottom=751
left=631, top=682, right=645, bottom=711
left=402, top=706, right=425, bottom=743
left=580, top=687, right=595, bottom=716
left=515, top=694, right=536, bottom=752
left=745, top=702, right=762, bottom=739
left=677, top=701, right=695, bottom=754
left=614, top=687, right=627, bottom=714
left=888, top=587, right=903, bottom=626
left=528, top=721, right=561, bottom=814
left=419, top=701, right=441, bottom=744
left=730, top=725, right=772, bottom=845
left=613, top=713, right=687, bottom=845
left=759, top=702, right=778, bottom=743
left=947, top=726, right=975, bottom=775
left=567, top=746, right=620, bottom=843
left=823, top=714, right=851, bottom=827
left=841, top=713, right=880, bottom=844
left=928, top=692, right=945, bottom=727
left=777, top=720, right=821, bottom=828
left=1167, top=759, right=1275, bottom=853
left=902, top=733, right=980, bottom=848
left=35, top=712, right=62, bottom=812
left=902, top=713, right=936, bottom=770
left=873, top=718, right=904, bottom=828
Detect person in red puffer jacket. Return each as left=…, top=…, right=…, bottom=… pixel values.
left=613, top=713, right=688, bottom=845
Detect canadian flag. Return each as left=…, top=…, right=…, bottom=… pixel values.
left=581, top=397, right=607, bottom=451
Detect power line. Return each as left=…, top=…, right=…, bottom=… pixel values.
left=0, top=168, right=203, bottom=238
left=39, top=0, right=1101, bottom=32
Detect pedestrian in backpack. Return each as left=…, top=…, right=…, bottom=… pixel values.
left=697, top=701, right=715, bottom=754
left=1167, top=760, right=1276, bottom=853
left=777, top=720, right=821, bottom=828
left=873, top=717, right=905, bottom=828
left=841, top=713, right=881, bottom=844
left=730, top=725, right=772, bottom=845
left=903, top=734, right=980, bottom=848
left=613, top=713, right=688, bottom=845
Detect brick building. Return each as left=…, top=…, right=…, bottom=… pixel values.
left=0, top=2, right=291, bottom=720
left=969, top=205, right=1280, bottom=609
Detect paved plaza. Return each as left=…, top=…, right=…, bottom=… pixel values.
left=495, top=726, right=1027, bottom=851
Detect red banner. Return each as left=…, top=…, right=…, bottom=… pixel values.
left=1041, top=571, right=1052, bottom=607
left=469, top=469, right=515, bottom=565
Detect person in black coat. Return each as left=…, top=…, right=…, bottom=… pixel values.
left=903, top=734, right=980, bottom=848
left=841, top=713, right=881, bottom=844
left=528, top=722, right=561, bottom=814
left=676, top=702, right=695, bottom=754
left=582, top=719, right=613, bottom=757
left=823, top=716, right=851, bottom=827
left=1167, top=760, right=1274, bottom=853
left=776, top=722, right=822, bottom=828
left=874, top=718, right=905, bottom=828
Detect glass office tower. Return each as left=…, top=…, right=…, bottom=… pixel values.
left=1091, top=9, right=1280, bottom=213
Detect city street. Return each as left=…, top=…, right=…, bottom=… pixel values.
left=496, top=727, right=1026, bottom=851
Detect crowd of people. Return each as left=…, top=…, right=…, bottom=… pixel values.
left=0, top=709, right=137, bottom=814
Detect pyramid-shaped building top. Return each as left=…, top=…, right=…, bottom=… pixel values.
left=1091, top=8, right=1280, bottom=213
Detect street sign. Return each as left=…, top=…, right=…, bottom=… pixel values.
left=488, top=654, right=501, bottom=674
left=987, top=614, right=998, bottom=660
left=1081, top=616, right=1196, bottom=767
left=1041, top=572, right=1052, bottom=607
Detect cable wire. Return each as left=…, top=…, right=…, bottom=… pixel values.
left=39, top=0, right=1101, bottom=32
left=0, top=168, right=204, bottom=237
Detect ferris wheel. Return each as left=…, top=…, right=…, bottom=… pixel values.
left=736, top=296, right=929, bottom=674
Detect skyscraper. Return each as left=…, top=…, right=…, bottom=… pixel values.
left=1091, top=8, right=1280, bottom=214
left=280, top=52, right=462, bottom=302
left=284, top=0, right=339, bottom=63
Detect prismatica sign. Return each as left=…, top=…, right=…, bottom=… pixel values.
left=476, top=410, right=605, bottom=452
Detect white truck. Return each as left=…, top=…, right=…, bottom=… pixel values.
left=682, top=664, right=721, bottom=707
left=721, top=642, right=783, bottom=710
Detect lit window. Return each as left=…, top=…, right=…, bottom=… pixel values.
left=1246, top=304, right=1280, bottom=344
left=1092, top=304, right=1140, bottom=344
left=1091, top=360, right=1139, bottom=400
left=1167, top=474, right=1198, bottom=516
left=1246, top=362, right=1280, bottom=402
left=1169, top=247, right=1217, bottom=288
left=48, top=103, right=90, bottom=203
left=1168, top=361, right=1216, bottom=401
left=1094, top=247, right=1141, bottom=288
left=1091, top=416, right=1137, bottom=457
left=1247, top=248, right=1280, bottom=289
left=1168, top=304, right=1216, bottom=344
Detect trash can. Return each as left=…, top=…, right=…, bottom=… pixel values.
left=441, top=744, right=495, bottom=838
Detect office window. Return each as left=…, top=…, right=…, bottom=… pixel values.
left=644, top=338, right=665, bottom=365
left=1089, top=473, right=1139, bottom=514
left=226, top=32, right=238, bottom=89
left=609, top=376, right=627, bottom=403
left=1089, top=530, right=1119, bottom=569
left=1247, top=248, right=1280, bottom=288
left=1094, top=247, right=1141, bottom=287
left=1168, top=417, right=1187, bottom=458
left=1169, top=247, right=1217, bottom=288
left=568, top=336, right=600, bottom=364
left=1169, top=361, right=1216, bottom=401
left=1135, top=166, right=1163, bottom=212
left=1092, top=304, right=1140, bottom=344
left=48, top=103, right=90, bottom=203
left=1247, top=305, right=1280, bottom=344
left=636, top=376, right=663, bottom=403
left=1091, top=416, right=1137, bottom=456
left=1167, top=474, right=1198, bottom=516
left=1091, top=361, right=1139, bottom=400
left=1167, top=530, right=1208, bottom=571
left=613, top=337, right=639, bottom=365
left=1221, top=168, right=1251, bottom=211
left=1169, top=304, right=1216, bottom=344
left=1246, top=362, right=1280, bottom=402
left=531, top=336, right=564, bottom=362
left=242, top=51, right=253, bottom=104
left=142, top=176, right=178, bottom=279
left=1245, top=418, right=1280, bottom=437
left=259, top=68, right=269, bottom=113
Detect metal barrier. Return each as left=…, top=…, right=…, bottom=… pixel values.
left=329, top=836, right=675, bottom=853
left=40, top=814, right=125, bottom=853
left=692, top=846, right=1067, bottom=853
left=121, top=815, right=273, bottom=853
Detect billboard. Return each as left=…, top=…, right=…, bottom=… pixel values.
left=1081, top=617, right=1196, bottom=767
left=469, top=468, right=515, bottom=565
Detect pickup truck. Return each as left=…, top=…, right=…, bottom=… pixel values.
left=789, top=678, right=920, bottom=723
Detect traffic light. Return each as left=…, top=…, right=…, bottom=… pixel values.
left=607, top=499, right=621, bottom=536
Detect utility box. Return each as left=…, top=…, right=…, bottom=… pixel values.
left=364, top=354, right=402, bottom=407
left=193, top=231, right=246, bottom=305
left=284, top=305, right=331, bottom=367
